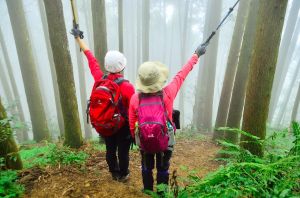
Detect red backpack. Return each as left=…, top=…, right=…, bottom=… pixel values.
left=87, top=75, right=127, bottom=137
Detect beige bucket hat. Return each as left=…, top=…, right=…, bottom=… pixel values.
left=136, top=61, right=169, bottom=93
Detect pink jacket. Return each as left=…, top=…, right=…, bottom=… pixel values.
left=129, top=54, right=199, bottom=137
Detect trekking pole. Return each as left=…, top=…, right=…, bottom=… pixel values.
left=202, top=0, right=240, bottom=46
left=70, top=0, right=84, bottom=39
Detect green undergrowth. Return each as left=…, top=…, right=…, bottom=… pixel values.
left=20, top=143, right=89, bottom=168
left=153, top=122, right=300, bottom=198
left=0, top=158, right=24, bottom=198
left=176, top=126, right=205, bottom=140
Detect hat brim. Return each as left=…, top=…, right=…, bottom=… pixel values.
left=136, top=63, right=169, bottom=93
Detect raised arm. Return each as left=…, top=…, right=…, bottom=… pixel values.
left=75, top=37, right=89, bottom=51
left=72, top=29, right=103, bottom=81
left=164, top=44, right=207, bottom=99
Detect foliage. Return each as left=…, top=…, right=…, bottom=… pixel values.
left=47, top=144, right=88, bottom=166
left=0, top=162, right=24, bottom=198
left=176, top=126, right=205, bottom=140
left=20, top=143, right=89, bottom=168
left=154, top=122, right=300, bottom=198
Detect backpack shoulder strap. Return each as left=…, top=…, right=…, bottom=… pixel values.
left=114, top=77, right=128, bottom=85
left=102, top=74, right=108, bottom=79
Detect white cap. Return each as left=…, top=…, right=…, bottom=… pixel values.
left=104, top=50, right=127, bottom=73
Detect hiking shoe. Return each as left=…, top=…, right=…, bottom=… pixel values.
left=118, top=173, right=130, bottom=182
left=111, top=172, right=120, bottom=181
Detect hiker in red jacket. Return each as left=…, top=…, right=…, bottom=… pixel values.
left=72, top=28, right=135, bottom=182
left=129, top=45, right=206, bottom=193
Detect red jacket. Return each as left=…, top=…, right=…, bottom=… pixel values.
left=129, top=55, right=199, bottom=137
left=84, top=50, right=135, bottom=112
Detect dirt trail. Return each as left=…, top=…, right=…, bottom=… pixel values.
left=21, top=139, right=220, bottom=198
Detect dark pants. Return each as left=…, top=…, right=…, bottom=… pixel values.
left=140, top=150, right=172, bottom=191
left=103, top=124, right=131, bottom=177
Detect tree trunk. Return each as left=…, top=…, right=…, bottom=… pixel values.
left=178, top=0, right=190, bottom=128
left=38, top=0, right=65, bottom=137
left=0, top=30, right=29, bottom=142
left=0, top=98, right=23, bottom=170
left=193, top=0, right=222, bottom=132
left=142, top=0, right=150, bottom=62
left=136, top=0, right=142, bottom=67
left=44, top=0, right=83, bottom=148
left=241, top=0, right=288, bottom=156
left=213, top=0, right=250, bottom=141
left=0, top=62, right=13, bottom=106
left=118, top=0, right=124, bottom=53
left=91, top=0, right=107, bottom=71
left=0, top=50, right=27, bottom=143
left=75, top=44, right=93, bottom=139
left=291, top=81, right=300, bottom=122
left=275, top=60, right=300, bottom=127
left=268, top=0, right=300, bottom=122
left=6, top=0, right=50, bottom=142
left=269, top=22, right=300, bottom=125
left=225, top=0, right=260, bottom=144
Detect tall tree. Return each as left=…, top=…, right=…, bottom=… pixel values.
left=193, top=0, right=222, bottom=132
left=241, top=0, right=288, bottom=156
left=142, top=0, right=150, bottom=62
left=291, top=81, right=300, bottom=122
left=118, top=0, right=124, bottom=53
left=225, top=0, right=260, bottom=143
left=213, top=0, right=250, bottom=141
left=37, top=0, right=65, bottom=136
left=43, top=0, right=83, bottom=148
left=6, top=0, right=50, bottom=142
left=136, top=0, right=142, bottom=67
left=91, top=0, right=107, bottom=71
left=269, top=22, right=300, bottom=125
left=268, top=0, right=300, bottom=121
left=178, top=0, right=191, bottom=128
left=0, top=98, right=22, bottom=170
left=72, top=1, right=93, bottom=139
left=0, top=61, right=13, bottom=105
left=0, top=50, right=28, bottom=143
left=275, top=60, right=300, bottom=126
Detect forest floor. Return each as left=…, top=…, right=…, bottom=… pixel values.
left=19, top=137, right=221, bottom=198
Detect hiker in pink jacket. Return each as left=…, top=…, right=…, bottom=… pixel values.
left=129, top=44, right=207, bottom=193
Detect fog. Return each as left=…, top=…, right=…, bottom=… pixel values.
left=0, top=0, right=299, bottom=140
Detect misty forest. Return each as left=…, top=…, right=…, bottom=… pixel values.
left=0, top=0, right=299, bottom=197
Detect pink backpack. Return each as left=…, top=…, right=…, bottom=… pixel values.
left=137, top=92, right=169, bottom=153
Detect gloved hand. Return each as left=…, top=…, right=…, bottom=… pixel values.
left=195, top=43, right=207, bottom=57
left=71, top=27, right=84, bottom=39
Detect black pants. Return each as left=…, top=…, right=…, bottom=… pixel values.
left=103, top=124, right=131, bottom=177
left=140, top=150, right=172, bottom=191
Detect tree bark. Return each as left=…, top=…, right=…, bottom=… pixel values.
left=268, top=0, right=300, bottom=122
left=38, top=0, right=65, bottom=137
left=6, top=0, right=50, bottom=142
left=213, top=0, right=250, bottom=141
left=193, top=0, right=222, bottom=132
left=0, top=98, right=23, bottom=170
left=142, top=0, right=150, bottom=62
left=91, top=0, right=107, bottom=71
left=241, top=0, right=288, bottom=156
left=225, top=0, right=260, bottom=144
left=44, top=0, right=83, bottom=148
